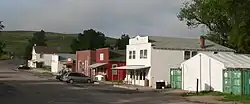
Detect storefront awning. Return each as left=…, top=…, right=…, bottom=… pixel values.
left=112, top=65, right=150, bottom=70
left=89, top=63, right=107, bottom=68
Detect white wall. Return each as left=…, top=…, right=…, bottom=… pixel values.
left=151, top=49, right=184, bottom=88
left=36, top=53, right=53, bottom=66
left=51, top=54, right=59, bottom=73
left=181, top=53, right=225, bottom=92
left=126, top=35, right=152, bottom=86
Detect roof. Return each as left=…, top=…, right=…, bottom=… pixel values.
left=89, top=63, right=107, bottom=68
left=34, top=46, right=59, bottom=54
left=202, top=52, right=250, bottom=68
left=57, top=53, right=76, bottom=61
left=109, top=50, right=126, bottom=62
left=148, top=36, right=234, bottom=52
left=112, top=65, right=150, bottom=70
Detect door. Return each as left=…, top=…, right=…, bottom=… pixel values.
left=170, top=68, right=182, bottom=89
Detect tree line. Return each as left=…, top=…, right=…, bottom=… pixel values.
left=24, top=29, right=130, bottom=60
left=178, top=0, right=250, bottom=53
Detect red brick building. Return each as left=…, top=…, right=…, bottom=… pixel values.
left=75, top=50, right=96, bottom=76
left=76, top=48, right=126, bottom=81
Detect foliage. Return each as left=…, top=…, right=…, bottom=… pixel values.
left=116, top=34, right=130, bottom=50
left=0, top=31, right=117, bottom=57
left=178, top=0, right=250, bottom=53
left=0, top=21, right=6, bottom=58
left=70, top=29, right=106, bottom=53
left=24, top=30, right=48, bottom=60
left=0, top=21, right=4, bottom=31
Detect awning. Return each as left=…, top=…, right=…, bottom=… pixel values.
left=89, top=63, right=107, bottom=68
left=112, top=65, right=150, bottom=70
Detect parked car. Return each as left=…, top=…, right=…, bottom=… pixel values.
left=62, top=72, right=93, bottom=84
left=17, top=65, right=31, bottom=70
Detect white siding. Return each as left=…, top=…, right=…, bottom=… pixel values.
left=51, top=54, right=59, bottom=73
left=125, top=36, right=152, bottom=86
left=36, top=53, right=53, bottom=66
left=151, top=49, right=184, bottom=88
left=181, top=53, right=225, bottom=92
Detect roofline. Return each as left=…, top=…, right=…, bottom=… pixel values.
left=153, top=47, right=235, bottom=52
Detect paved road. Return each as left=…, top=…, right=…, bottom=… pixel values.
left=0, top=60, right=196, bottom=104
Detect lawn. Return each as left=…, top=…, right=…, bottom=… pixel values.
left=182, top=91, right=250, bottom=104
left=0, top=31, right=117, bottom=57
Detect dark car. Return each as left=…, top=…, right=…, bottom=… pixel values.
left=62, top=72, right=93, bottom=84
left=17, top=65, right=31, bottom=70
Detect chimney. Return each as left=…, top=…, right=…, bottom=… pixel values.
left=200, top=36, right=205, bottom=48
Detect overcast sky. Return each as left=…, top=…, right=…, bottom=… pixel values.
left=0, top=0, right=201, bottom=38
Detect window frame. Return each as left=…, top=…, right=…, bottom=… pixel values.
left=132, top=51, right=136, bottom=59
left=129, top=51, right=132, bottom=59
left=143, top=49, right=147, bottom=58
left=40, top=53, right=44, bottom=58
left=112, top=64, right=118, bottom=75
left=184, top=51, right=190, bottom=60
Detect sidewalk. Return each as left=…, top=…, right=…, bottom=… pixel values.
left=112, top=84, right=156, bottom=91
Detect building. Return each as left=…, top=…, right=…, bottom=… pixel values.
left=180, top=52, right=250, bottom=95
left=75, top=50, right=96, bottom=76
left=51, top=53, right=76, bottom=74
left=113, top=35, right=235, bottom=88
left=88, top=48, right=126, bottom=81
left=28, top=44, right=59, bottom=68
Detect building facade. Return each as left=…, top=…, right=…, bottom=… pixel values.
left=114, top=35, right=235, bottom=88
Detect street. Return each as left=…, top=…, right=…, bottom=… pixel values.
left=0, top=60, right=195, bottom=104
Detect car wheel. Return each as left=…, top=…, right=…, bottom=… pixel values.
left=69, top=79, right=74, bottom=84
left=87, top=79, right=91, bottom=83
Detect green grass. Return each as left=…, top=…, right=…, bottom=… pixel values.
left=0, top=31, right=117, bottom=56
left=182, top=91, right=250, bottom=104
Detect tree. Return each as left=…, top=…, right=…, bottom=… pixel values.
left=178, top=0, right=250, bottom=53
left=24, top=30, right=47, bottom=60
left=116, top=34, right=130, bottom=50
left=0, top=21, right=4, bottom=31
left=0, top=21, right=5, bottom=57
left=70, top=29, right=106, bottom=53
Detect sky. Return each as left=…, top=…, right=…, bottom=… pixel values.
left=0, top=0, right=201, bottom=38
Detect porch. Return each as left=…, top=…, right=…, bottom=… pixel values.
left=112, top=65, right=151, bottom=87
left=89, top=63, right=107, bottom=81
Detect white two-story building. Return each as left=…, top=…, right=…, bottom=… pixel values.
left=113, top=35, right=234, bottom=88
left=28, top=44, right=59, bottom=68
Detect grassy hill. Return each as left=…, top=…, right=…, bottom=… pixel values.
left=0, top=31, right=117, bottom=56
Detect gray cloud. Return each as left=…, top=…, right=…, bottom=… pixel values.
left=0, top=0, right=201, bottom=38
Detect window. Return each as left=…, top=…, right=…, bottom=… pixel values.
left=184, top=51, right=190, bottom=60
left=129, top=51, right=132, bottom=59
left=112, top=64, right=118, bottom=75
left=132, top=51, right=136, bottom=59
left=40, top=54, right=44, bottom=58
left=140, top=49, right=148, bottom=59
left=100, top=53, right=104, bottom=61
left=140, top=50, right=143, bottom=59
left=191, top=51, right=198, bottom=57
left=136, top=70, right=139, bottom=80
left=214, top=52, right=218, bottom=54
left=143, top=70, right=146, bottom=80
left=143, top=49, right=147, bottom=58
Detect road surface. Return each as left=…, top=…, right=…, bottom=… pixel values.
left=0, top=60, right=196, bottom=104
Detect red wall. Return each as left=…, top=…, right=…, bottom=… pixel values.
left=107, top=61, right=126, bottom=81
left=76, top=50, right=96, bottom=76
left=95, top=48, right=126, bottom=81
left=95, top=48, right=109, bottom=63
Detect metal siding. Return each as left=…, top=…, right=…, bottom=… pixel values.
left=242, top=70, right=250, bottom=95
left=223, top=69, right=242, bottom=95
left=170, top=68, right=182, bottom=89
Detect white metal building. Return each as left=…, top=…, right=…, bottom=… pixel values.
left=113, top=35, right=234, bottom=88
left=181, top=52, right=250, bottom=92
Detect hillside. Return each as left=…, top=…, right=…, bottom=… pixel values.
left=0, top=31, right=117, bottom=56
